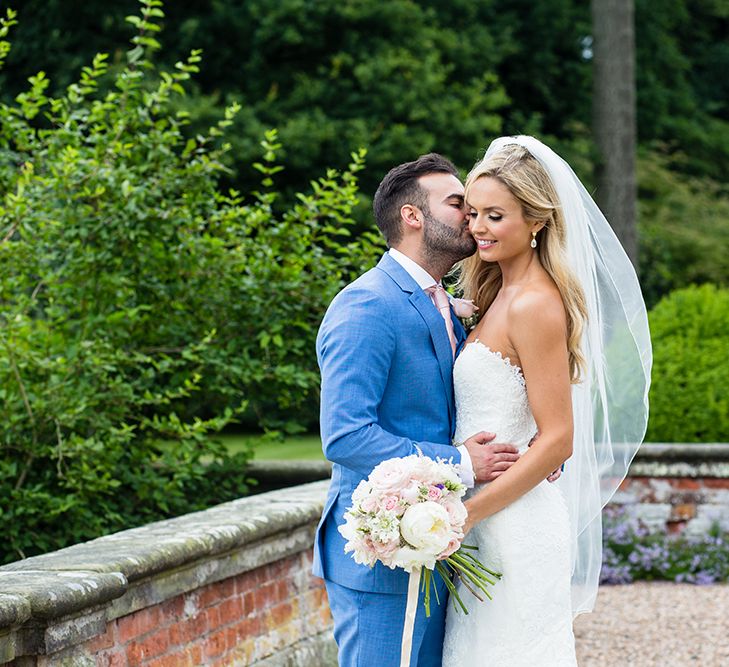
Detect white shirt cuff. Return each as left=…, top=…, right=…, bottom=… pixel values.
left=456, top=444, right=475, bottom=488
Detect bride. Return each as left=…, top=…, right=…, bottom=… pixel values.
left=442, top=137, right=651, bottom=666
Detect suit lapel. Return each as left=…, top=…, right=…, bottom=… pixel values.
left=408, top=290, right=455, bottom=419
left=377, top=253, right=458, bottom=424
left=377, top=253, right=456, bottom=423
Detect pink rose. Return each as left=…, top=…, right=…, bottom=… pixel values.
left=443, top=498, right=468, bottom=528
left=360, top=495, right=378, bottom=513
left=412, top=456, right=439, bottom=486
left=427, top=486, right=443, bottom=501
left=451, top=298, right=479, bottom=318
left=376, top=539, right=401, bottom=561
left=439, top=537, right=462, bottom=559
left=382, top=495, right=399, bottom=512
left=369, top=458, right=413, bottom=495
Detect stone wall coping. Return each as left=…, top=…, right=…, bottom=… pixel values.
left=635, top=443, right=729, bottom=460
left=0, top=480, right=329, bottom=630
left=249, top=444, right=729, bottom=474
left=247, top=444, right=729, bottom=488
left=248, top=459, right=332, bottom=480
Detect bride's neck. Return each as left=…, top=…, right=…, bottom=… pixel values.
left=498, top=252, right=541, bottom=287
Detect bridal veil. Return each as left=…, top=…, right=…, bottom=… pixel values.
left=481, top=136, right=652, bottom=616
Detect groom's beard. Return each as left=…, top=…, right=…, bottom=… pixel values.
left=422, top=210, right=477, bottom=271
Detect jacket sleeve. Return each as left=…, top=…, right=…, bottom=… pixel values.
left=316, top=285, right=461, bottom=476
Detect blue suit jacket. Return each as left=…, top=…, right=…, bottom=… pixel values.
left=313, top=252, right=467, bottom=594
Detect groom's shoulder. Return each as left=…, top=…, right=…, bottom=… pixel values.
left=337, top=262, right=398, bottom=299
left=324, top=264, right=401, bottom=321
left=350, top=262, right=393, bottom=291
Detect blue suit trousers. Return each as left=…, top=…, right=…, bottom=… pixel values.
left=325, top=575, right=449, bottom=667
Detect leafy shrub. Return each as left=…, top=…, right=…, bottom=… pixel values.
left=0, top=1, right=381, bottom=563
left=638, top=150, right=729, bottom=308
left=601, top=507, right=729, bottom=585
left=645, top=284, right=729, bottom=443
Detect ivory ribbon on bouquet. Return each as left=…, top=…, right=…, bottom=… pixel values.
left=400, top=567, right=421, bottom=667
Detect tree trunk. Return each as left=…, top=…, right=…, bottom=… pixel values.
left=591, top=0, right=638, bottom=267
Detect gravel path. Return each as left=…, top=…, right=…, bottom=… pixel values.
left=574, top=583, right=729, bottom=666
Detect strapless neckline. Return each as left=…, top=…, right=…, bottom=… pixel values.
left=463, top=339, right=525, bottom=383
left=453, top=336, right=533, bottom=451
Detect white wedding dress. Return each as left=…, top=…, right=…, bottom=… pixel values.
left=442, top=340, right=577, bottom=666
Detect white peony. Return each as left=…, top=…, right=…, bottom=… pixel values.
left=400, top=501, right=453, bottom=555
left=391, top=545, right=437, bottom=572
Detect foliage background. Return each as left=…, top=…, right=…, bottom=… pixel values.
left=3, top=0, right=727, bottom=307
left=1, top=0, right=728, bottom=562
left=0, top=2, right=381, bottom=563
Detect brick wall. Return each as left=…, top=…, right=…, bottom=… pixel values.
left=0, top=482, right=336, bottom=667
left=2, top=445, right=727, bottom=666
left=28, top=552, right=330, bottom=667
left=614, top=476, right=729, bottom=535
left=610, top=444, right=729, bottom=534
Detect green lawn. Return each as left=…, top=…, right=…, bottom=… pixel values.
left=219, top=433, right=325, bottom=461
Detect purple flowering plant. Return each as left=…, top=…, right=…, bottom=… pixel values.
left=600, top=506, right=729, bottom=585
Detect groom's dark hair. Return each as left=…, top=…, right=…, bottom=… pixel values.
left=373, top=153, right=459, bottom=246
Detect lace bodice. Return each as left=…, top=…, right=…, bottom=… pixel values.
left=454, top=340, right=537, bottom=452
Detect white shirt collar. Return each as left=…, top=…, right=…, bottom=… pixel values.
left=388, top=248, right=438, bottom=290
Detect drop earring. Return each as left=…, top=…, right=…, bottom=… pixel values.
left=530, top=232, right=537, bottom=249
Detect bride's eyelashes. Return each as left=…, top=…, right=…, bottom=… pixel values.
left=468, top=210, right=503, bottom=222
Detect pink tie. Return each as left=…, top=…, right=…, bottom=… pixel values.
left=426, top=285, right=457, bottom=357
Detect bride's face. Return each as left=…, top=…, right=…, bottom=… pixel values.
left=467, top=176, right=537, bottom=262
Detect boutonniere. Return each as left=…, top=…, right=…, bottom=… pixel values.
left=451, top=298, right=479, bottom=318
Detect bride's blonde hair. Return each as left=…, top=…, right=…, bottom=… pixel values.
left=458, top=145, right=588, bottom=382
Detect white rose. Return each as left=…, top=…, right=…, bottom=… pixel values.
left=400, top=480, right=423, bottom=505
left=351, top=479, right=372, bottom=503
left=400, top=501, right=452, bottom=555
left=412, top=455, right=439, bottom=486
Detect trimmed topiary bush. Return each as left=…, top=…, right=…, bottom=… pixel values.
left=646, top=284, right=729, bottom=442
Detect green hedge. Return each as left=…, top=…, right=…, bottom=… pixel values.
left=0, top=2, right=381, bottom=564
left=646, top=284, right=729, bottom=442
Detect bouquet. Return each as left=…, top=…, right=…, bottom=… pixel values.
left=338, top=451, right=501, bottom=616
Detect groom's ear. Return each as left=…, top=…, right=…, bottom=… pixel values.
left=400, top=204, right=423, bottom=231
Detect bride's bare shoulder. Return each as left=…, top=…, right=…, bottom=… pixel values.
left=507, top=281, right=567, bottom=334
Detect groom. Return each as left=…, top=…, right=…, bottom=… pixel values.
left=313, top=154, right=523, bottom=666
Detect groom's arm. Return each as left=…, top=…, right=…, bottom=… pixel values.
left=317, top=286, right=459, bottom=476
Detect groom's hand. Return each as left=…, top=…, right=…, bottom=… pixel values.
left=463, top=432, right=520, bottom=483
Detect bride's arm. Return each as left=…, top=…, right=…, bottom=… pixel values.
left=463, top=290, right=573, bottom=531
